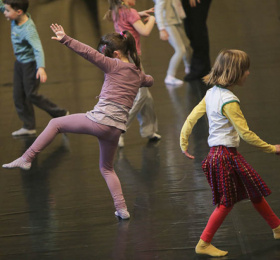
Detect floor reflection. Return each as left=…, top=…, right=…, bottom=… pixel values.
left=19, top=135, right=70, bottom=254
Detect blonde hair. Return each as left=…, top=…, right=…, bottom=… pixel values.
left=104, top=0, right=129, bottom=21
left=203, top=49, right=250, bottom=87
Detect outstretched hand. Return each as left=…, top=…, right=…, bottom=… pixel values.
left=183, top=150, right=195, bottom=159
left=50, top=23, right=66, bottom=41
left=138, top=7, right=154, bottom=18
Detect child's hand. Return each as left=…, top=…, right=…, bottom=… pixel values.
left=50, top=23, right=66, bottom=41
left=36, top=67, right=47, bottom=83
left=138, top=7, right=154, bottom=18
left=275, top=144, right=280, bottom=155
left=183, top=150, right=195, bottom=159
left=160, top=29, right=168, bottom=41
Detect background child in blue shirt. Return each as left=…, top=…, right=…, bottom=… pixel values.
left=0, top=0, right=68, bottom=136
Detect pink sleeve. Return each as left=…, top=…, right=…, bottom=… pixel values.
left=60, top=35, right=116, bottom=73
left=140, top=74, right=154, bottom=87
left=127, top=8, right=141, bottom=25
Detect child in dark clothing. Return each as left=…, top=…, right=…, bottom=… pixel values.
left=0, top=0, right=67, bottom=136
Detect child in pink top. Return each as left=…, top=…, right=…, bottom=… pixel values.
left=105, top=0, right=161, bottom=147
left=2, top=24, right=154, bottom=220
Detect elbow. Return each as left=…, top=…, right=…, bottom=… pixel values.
left=140, top=28, right=153, bottom=37
left=141, top=31, right=150, bottom=37
left=239, top=131, right=252, bottom=141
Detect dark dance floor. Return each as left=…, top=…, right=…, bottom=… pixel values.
left=1, top=0, right=280, bottom=259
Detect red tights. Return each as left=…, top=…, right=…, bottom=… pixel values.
left=201, top=197, right=280, bottom=243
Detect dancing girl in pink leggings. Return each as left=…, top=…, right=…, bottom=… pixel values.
left=2, top=24, right=154, bottom=220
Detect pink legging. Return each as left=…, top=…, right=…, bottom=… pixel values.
left=201, top=197, right=280, bottom=243
left=22, top=113, right=126, bottom=210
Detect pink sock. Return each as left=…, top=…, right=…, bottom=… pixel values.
left=2, top=157, right=31, bottom=170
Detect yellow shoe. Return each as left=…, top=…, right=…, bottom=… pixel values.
left=195, top=239, right=228, bottom=257
left=273, top=225, right=280, bottom=239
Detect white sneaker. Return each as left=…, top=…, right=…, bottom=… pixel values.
left=115, top=208, right=130, bottom=220
left=118, top=135, right=124, bottom=148
left=148, top=133, right=161, bottom=141
left=12, top=128, right=36, bottom=136
left=164, top=75, right=184, bottom=86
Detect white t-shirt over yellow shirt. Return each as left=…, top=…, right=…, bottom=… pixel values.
left=180, top=85, right=276, bottom=154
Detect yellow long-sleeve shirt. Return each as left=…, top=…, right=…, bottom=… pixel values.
left=180, top=97, right=276, bottom=153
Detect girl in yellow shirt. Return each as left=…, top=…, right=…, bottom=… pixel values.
left=180, top=49, right=280, bottom=257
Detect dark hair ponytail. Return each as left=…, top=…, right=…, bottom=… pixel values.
left=97, top=30, right=141, bottom=70
left=121, top=31, right=141, bottom=70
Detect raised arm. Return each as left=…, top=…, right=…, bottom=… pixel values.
left=223, top=102, right=279, bottom=154
left=180, top=97, right=207, bottom=159
left=50, top=24, right=116, bottom=73
left=130, top=7, right=155, bottom=38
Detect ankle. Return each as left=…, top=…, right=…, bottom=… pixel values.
left=273, top=225, right=280, bottom=239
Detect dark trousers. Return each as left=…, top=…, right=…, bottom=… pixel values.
left=182, top=0, right=212, bottom=76
left=13, top=60, right=67, bottom=129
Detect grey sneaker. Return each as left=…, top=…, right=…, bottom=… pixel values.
left=12, top=128, right=36, bottom=136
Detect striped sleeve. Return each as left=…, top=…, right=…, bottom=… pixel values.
left=25, top=23, right=45, bottom=68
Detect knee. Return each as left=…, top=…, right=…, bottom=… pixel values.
left=47, top=118, right=61, bottom=132
left=251, top=196, right=263, bottom=204
left=217, top=204, right=233, bottom=213
left=175, top=47, right=187, bottom=57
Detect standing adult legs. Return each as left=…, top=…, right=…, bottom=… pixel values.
left=182, top=0, right=212, bottom=80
